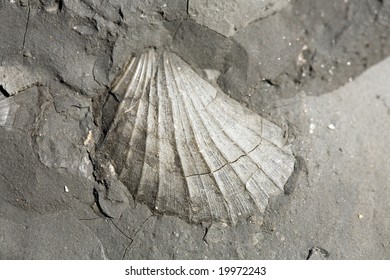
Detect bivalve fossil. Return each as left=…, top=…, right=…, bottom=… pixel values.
left=97, top=48, right=295, bottom=225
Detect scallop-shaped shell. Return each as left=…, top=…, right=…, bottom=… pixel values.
left=0, top=95, right=18, bottom=129
left=99, top=49, right=295, bottom=225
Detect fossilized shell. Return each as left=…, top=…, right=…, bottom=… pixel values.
left=0, top=95, right=19, bottom=129
left=98, top=48, right=295, bottom=225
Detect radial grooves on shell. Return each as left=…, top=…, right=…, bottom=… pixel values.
left=0, top=95, right=19, bottom=128
left=101, top=48, right=295, bottom=225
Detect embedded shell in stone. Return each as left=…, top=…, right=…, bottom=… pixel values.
left=98, top=48, right=295, bottom=225
left=0, top=95, right=18, bottom=129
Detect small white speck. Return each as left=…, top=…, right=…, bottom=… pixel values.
left=349, top=77, right=353, bottom=82
left=288, top=42, right=292, bottom=46
left=309, top=123, right=316, bottom=134
left=320, top=64, right=325, bottom=68
left=328, top=124, right=336, bottom=130
left=108, top=163, right=116, bottom=176
left=83, top=130, right=93, bottom=146
left=64, top=186, right=69, bottom=193
left=347, top=61, right=351, bottom=66
left=358, top=214, right=364, bottom=219
left=277, top=57, right=281, bottom=61
left=282, top=36, right=286, bottom=40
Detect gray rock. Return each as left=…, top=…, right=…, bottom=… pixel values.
left=1, top=0, right=390, bottom=260
left=255, top=56, right=390, bottom=259
left=188, top=0, right=289, bottom=37
left=0, top=218, right=27, bottom=259
left=24, top=211, right=106, bottom=259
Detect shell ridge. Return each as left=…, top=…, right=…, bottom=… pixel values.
left=172, top=53, right=284, bottom=218
left=173, top=55, right=259, bottom=165
left=163, top=52, right=203, bottom=177
left=123, top=52, right=152, bottom=124
left=101, top=53, right=148, bottom=167
left=251, top=170, right=281, bottom=198
left=246, top=171, right=276, bottom=211
left=197, top=174, right=231, bottom=222
left=208, top=100, right=262, bottom=152
left=170, top=53, right=217, bottom=104
left=113, top=53, right=146, bottom=116
left=111, top=56, right=136, bottom=94
left=154, top=59, right=190, bottom=220
left=248, top=142, right=294, bottom=190
left=121, top=51, right=154, bottom=155
left=214, top=96, right=265, bottom=137
left=164, top=52, right=218, bottom=222
left=110, top=51, right=149, bottom=176
left=257, top=121, right=295, bottom=186
left=0, top=99, right=11, bottom=125
left=162, top=52, right=202, bottom=219
left=178, top=62, right=262, bottom=154
left=0, top=96, right=19, bottom=128
left=120, top=50, right=156, bottom=194
left=176, top=58, right=292, bottom=198
left=166, top=53, right=243, bottom=222
left=164, top=56, right=231, bottom=221
left=213, top=167, right=250, bottom=221
left=167, top=64, right=227, bottom=171
left=173, top=60, right=264, bottom=183
left=257, top=117, right=287, bottom=148
left=137, top=56, right=160, bottom=205
left=170, top=56, right=245, bottom=168
left=260, top=127, right=294, bottom=158
left=170, top=58, right=258, bottom=221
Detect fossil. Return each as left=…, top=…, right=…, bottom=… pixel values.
left=97, top=48, right=295, bottom=225
left=0, top=95, right=19, bottom=129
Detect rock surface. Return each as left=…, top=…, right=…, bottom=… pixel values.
left=188, top=0, right=289, bottom=37
left=0, top=0, right=390, bottom=259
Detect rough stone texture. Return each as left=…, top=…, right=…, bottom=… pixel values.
left=2, top=58, right=390, bottom=259
left=188, top=0, right=289, bottom=37
left=24, top=211, right=106, bottom=259
left=1, top=0, right=390, bottom=259
left=253, top=56, right=390, bottom=259
left=0, top=129, right=104, bottom=259
left=218, top=0, right=390, bottom=121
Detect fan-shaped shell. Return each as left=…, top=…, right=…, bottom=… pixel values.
left=98, top=49, right=295, bottom=225
left=0, top=95, right=18, bottom=129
